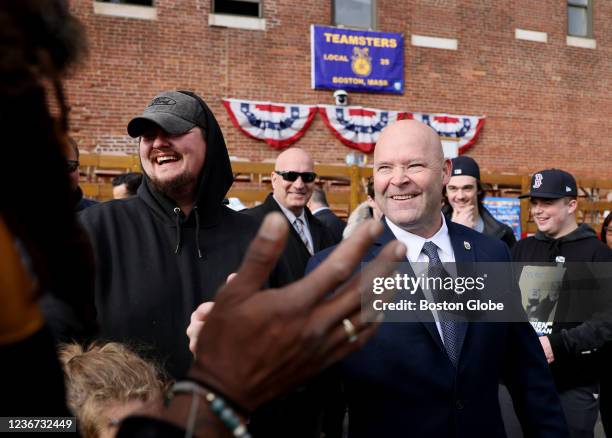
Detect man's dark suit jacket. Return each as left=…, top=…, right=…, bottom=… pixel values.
left=306, top=219, right=568, bottom=438
left=314, top=208, right=346, bottom=244
left=244, top=193, right=336, bottom=281
left=242, top=193, right=338, bottom=438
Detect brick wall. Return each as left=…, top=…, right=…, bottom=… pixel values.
left=67, top=0, right=612, bottom=178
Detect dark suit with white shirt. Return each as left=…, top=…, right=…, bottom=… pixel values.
left=306, top=218, right=568, bottom=438
left=242, top=193, right=339, bottom=438
left=244, top=193, right=335, bottom=282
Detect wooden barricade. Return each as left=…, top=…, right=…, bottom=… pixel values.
left=79, top=153, right=141, bottom=200
left=228, top=161, right=357, bottom=217
left=78, top=153, right=612, bottom=236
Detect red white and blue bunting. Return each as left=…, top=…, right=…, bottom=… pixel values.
left=223, top=98, right=485, bottom=154
left=222, top=99, right=317, bottom=149
left=403, top=113, right=486, bottom=154
left=317, top=105, right=408, bottom=153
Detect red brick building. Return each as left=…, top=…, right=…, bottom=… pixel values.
left=67, top=0, right=611, bottom=178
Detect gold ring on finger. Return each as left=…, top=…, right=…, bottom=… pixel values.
left=342, top=318, right=358, bottom=343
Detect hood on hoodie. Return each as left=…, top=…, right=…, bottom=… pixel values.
left=136, top=91, right=234, bottom=228
left=535, top=223, right=597, bottom=260
left=535, top=223, right=597, bottom=243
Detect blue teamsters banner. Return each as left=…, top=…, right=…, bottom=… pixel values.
left=311, top=25, right=404, bottom=94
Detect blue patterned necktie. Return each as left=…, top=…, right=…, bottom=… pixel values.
left=294, top=218, right=313, bottom=255
left=422, top=241, right=460, bottom=367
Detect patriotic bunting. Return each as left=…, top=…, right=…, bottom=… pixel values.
left=222, top=99, right=317, bottom=149
left=403, top=113, right=486, bottom=154
left=317, top=105, right=408, bottom=153
left=223, top=98, right=485, bottom=154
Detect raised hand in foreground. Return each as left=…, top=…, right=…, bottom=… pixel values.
left=124, top=212, right=404, bottom=436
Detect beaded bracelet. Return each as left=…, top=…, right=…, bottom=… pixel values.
left=183, top=376, right=249, bottom=418
left=170, top=380, right=251, bottom=438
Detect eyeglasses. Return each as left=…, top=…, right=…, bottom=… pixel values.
left=604, top=227, right=612, bottom=234
left=274, top=170, right=317, bottom=183
left=66, top=160, right=79, bottom=173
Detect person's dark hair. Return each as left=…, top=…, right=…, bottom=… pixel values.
left=68, top=136, right=79, bottom=160
left=0, top=0, right=96, bottom=335
left=112, top=172, right=143, bottom=196
left=602, top=212, right=612, bottom=245
left=476, top=180, right=486, bottom=204
left=366, top=177, right=374, bottom=199
left=311, top=186, right=329, bottom=207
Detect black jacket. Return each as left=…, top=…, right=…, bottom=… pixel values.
left=512, top=224, right=612, bottom=390
left=80, top=97, right=261, bottom=377
left=73, top=186, right=98, bottom=212
left=443, top=203, right=516, bottom=249
left=243, top=194, right=336, bottom=281
left=242, top=194, right=337, bottom=438
left=314, top=208, right=346, bottom=244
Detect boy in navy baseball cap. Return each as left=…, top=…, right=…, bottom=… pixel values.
left=518, top=169, right=578, bottom=239
left=519, top=169, right=577, bottom=200
left=512, top=171, right=612, bottom=438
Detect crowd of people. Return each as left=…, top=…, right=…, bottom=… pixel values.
left=2, top=2, right=612, bottom=438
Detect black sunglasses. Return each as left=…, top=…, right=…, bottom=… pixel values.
left=66, top=160, right=79, bottom=173
left=274, top=170, right=317, bottom=183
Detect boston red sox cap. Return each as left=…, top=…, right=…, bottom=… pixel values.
left=519, top=169, right=577, bottom=199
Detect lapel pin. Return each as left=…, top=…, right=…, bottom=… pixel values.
left=464, top=241, right=471, bottom=250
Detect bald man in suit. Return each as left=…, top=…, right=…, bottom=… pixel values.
left=307, top=120, right=568, bottom=438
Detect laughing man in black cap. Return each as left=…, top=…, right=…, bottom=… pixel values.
left=443, top=155, right=516, bottom=248
left=79, top=91, right=282, bottom=378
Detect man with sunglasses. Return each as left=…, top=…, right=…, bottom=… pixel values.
left=67, top=137, right=97, bottom=212
left=243, top=148, right=337, bottom=438
left=244, top=147, right=335, bottom=281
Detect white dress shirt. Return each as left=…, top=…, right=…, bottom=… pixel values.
left=386, top=214, right=456, bottom=340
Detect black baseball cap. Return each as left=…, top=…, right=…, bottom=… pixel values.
left=450, top=156, right=480, bottom=180
left=127, top=91, right=207, bottom=138
left=519, top=169, right=577, bottom=199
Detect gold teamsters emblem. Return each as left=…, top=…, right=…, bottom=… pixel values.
left=351, top=47, right=372, bottom=77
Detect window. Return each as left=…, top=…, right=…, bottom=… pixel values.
left=567, top=0, right=593, bottom=38
left=209, top=0, right=265, bottom=30
left=98, top=0, right=153, bottom=5
left=94, top=0, right=156, bottom=20
left=213, top=0, right=261, bottom=18
left=333, top=0, right=375, bottom=29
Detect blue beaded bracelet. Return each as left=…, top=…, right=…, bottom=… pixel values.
left=170, top=381, right=251, bottom=438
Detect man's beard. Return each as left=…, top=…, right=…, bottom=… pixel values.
left=148, top=172, right=197, bottom=201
